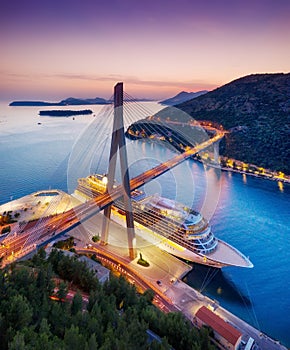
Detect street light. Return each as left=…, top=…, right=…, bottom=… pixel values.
left=102, top=176, right=108, bottom=185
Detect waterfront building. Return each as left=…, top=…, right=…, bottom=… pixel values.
left=195, top=306, right=242, bottom=350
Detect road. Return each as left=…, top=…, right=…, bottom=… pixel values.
left=76, top=247, right=178, bottom=313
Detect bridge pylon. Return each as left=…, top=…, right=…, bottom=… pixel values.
left=100, top=82, right=137, bottom=260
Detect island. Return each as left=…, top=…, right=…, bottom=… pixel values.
left=39, top=109, right=93, bottom=117
left=10, top=96, right=109, bottom=106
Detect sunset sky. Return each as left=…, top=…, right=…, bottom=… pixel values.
left=1, top=0, right=289, bottom=101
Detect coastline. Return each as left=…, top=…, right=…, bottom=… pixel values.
left=201, top=157, right=290, bottom=184
left=126, top=118, right=289, bottom=184
left=219, top=165, right=290, bottom=184
left=195, top=153, right=289, bottom=184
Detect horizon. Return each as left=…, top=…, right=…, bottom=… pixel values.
left=1, top=0, right=290, bottom=101
left=1, top=87, right=210, bottom=103
left=2, top=72, right=288, bottom=104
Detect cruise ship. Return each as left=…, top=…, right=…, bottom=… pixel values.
left=74, top=174, right=253, bottom=269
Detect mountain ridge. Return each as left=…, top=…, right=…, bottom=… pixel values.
left=160, top=90, right=208, bottom=105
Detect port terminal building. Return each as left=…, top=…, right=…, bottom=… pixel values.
left=195, top=306, right=242, bottom=350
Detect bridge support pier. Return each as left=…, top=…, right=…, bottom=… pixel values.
left=213, top=141, right=220, bottom=164
left=100, top=82, right=136, bottom=260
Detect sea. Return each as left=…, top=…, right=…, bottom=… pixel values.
left=0, top=101, right=289, bottom=347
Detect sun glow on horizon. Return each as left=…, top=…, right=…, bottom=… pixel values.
left=0, top=0, right=289, bottom=101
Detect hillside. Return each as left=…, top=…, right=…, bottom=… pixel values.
left=176, top=73, right=290, bottom=174
left=0, top=249, right=214, bottom=350
left=59, top=97, right=108, bottom=105
left=160, top=90, right=208, bottom=105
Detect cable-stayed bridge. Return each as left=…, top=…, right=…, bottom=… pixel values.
left=0, top=83, right=224, bottom=264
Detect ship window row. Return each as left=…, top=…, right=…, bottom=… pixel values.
left=135, top=215, right=216, bottom=254
left=113, top=199, right=205, bottom=239
left=144, top=208, right=208, bottom=236
left=116, top=202, right=217, bottom=254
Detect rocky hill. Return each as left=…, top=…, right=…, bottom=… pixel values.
left=176, top=73, right=290, bottom=173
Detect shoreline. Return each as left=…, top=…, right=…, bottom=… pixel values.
left=210, top=163, right=290, bottom=184
left=196, top=156, right=290, bottom=184
left=220, top=166, right=290, bottom=184
left=126, top=121, right=289, bottom=185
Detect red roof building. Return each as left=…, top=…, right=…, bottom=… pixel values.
left=195, top=306, right=242, bottom=350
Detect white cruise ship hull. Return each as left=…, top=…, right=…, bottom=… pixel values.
left=109, top=209, right=252, bottom=268
left=74, top=180, right=253, bottom=269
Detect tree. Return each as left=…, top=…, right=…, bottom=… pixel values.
left=64, top=325, right=86, bottom=350
left=57, top=281, right=68, bottom=301
left=8, top=332, right=26, bottom=350
left=87, top=333, right=98, bottom=350
left=0, top=249, right=215, bottom=350
left=71, top=292, right=83, bottom=316
left=39, top=318, right=51, bottom=335
left=6, top=294, right=33, bottom=331
left=143, top=289, right=155, bottom=304
left=32, top=247, right=46, bottom=266
left=99, top=326, right=117, bottom=350
left=92, top=235, right=100, bottom=242
left=49, top=302, right=69, bottom=338
left=1, top=225, right=11, bottom=234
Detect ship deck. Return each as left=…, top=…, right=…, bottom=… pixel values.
left=207, top=240, right=253, bottom=268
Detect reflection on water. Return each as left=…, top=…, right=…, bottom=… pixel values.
left=242, top=173, right=247, bottom=184
left=184, top=263, right=251, bottom=306
left=200, top=166, right=221, bottom=221
left=277, top=181, right=284, bottom=193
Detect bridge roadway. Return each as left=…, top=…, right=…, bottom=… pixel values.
left=0, top=129, right=223, bottom=263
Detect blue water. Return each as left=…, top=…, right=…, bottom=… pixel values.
left=0, top=103, right=289, bottom=347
